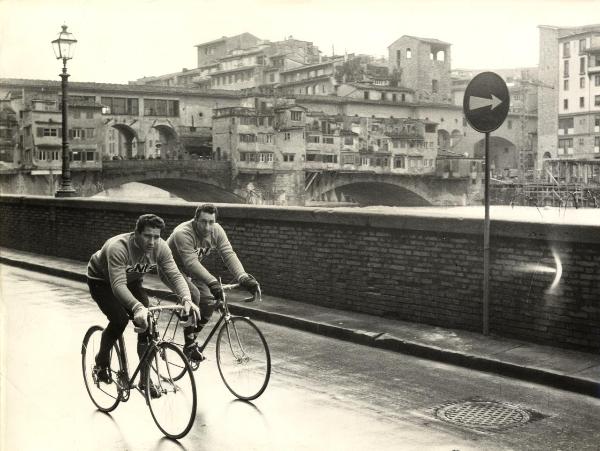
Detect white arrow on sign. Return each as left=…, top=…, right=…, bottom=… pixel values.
left=469, top=94, right=502, bottom=111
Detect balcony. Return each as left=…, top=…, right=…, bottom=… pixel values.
left=236, top=160, right=274, bottom=173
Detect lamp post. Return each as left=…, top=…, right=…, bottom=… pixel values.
left=51, top=25, right=77, bottom=197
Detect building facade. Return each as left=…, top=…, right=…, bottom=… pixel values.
left=538, top=24, right=600, bottom=170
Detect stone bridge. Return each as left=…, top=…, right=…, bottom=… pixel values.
left=306, top=171, right=480, bottom=206
left=0, top=160, right=244, bottom=203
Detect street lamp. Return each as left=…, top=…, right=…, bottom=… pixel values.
left=51, top=24, right=77, bottom=197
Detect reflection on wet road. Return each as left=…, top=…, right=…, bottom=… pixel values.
left=2, top=265, right=599, bottom=450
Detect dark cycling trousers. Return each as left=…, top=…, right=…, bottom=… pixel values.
left=87, top=278, right=150, bottom=368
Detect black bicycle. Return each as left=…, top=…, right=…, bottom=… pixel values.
left=160, top=281, right=271, bottom=401
left=81, top=304, right=197, bottom=439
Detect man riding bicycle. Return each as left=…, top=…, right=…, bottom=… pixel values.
left=87, top=214, right=198, bottom=397
left=161, top=203, right=260, bottom=362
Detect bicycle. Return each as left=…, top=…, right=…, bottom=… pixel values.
left=160, top=280, right=271, bottom=401
left=81, top=304, right=197, bottom=439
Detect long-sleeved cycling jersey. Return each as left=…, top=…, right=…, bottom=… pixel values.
left=166, top=219, right=246, bottom=285
left=87, top=232, right=191, bottom=311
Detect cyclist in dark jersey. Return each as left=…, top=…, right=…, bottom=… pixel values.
left=162, top=204, right=259, bottom=362
left=87, top=214, right=196, bottom=397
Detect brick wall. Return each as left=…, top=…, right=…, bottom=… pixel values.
left=1, top=195, right=599, bottom=352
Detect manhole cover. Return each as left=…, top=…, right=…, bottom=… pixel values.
left=434, top=399, right=541, bottom=432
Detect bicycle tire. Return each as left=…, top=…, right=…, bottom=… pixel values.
left=216, top=317, right=271, bottom=401
left=145, top=342, right=197, bottom=439
left=81, top=325, right=122, bottom=412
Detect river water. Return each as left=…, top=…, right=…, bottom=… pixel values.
left=93, top=182, right=600, bottom=225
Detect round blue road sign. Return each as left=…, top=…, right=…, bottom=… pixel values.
left=463, top=72, right=510, bottom=133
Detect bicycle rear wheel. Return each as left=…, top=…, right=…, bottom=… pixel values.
left=146, top=342, right=197, bottom=439
left=216, top=317, right=271, bottom=401
left=81, top=325, right=122, bottom=412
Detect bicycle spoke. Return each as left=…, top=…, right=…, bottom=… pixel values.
left=146, top=343, right=197, bottom=439
left=81, top=326, right=122, bottom=412
left=216, top=317, right=271, bottom=400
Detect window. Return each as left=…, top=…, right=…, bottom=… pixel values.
left=341, top=154, right=355, bottom=165
left=564, top=99, right=569, bottom=110
left=322, top=137, right=334, bottom=144
left=564, top=79, right=569, bottom=91
left=291, top=111, right=302, bottom=121
left=596, top=75, right=600, bottom=86
left=37, top=127, right=60, bottom=137
left=322, top=154, right=337, bottom=163
left=563, top=41, right=570, bottom=58
left=558, top=138, right=573, bottom=155
left=394, top=157, right=405, bottom=169
left=364, top=91, right=370, bottom=100
left=406, top=48, right=412, bottom=59
left=580, top=57, right=586, bottom=74
left=307, top=135, right=320, bottom=144
left=432, top=79, right=439, bottom=94
left=580, top=97, right=585, bottom=108
left=344, top=136, right=353, bottom=145
left=143, top=99, right=179, bottom=117
left=283, top=153, right=295, bottom=162
left=284, top=132, right=290, bottom=141
left=70, top=128, right=84, bottom=139
left=596, top=95, right=600, bottom=107
left=239, top=134, right=257, bottom=143
left=72, top=110, right=80, bottom=119
left=86, top=111, right=94, bottom=119
left=507, top=120, right=512, bottom=129
left=101, top=97, right=139, bottom=115
left=579, top=38, right=587, bottom=53
left=396, top=50, right=401, bottom=66
left=559, top=117, right=574, bottom=134
left=595, top=136, right=600, bottom=151
left=580, top=77, right=585, bottom=88
left=564, top=60, right=569, bottom=78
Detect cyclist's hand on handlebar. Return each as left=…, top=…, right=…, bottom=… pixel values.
left=239, top=274, right=260, bottom=296
left=181, top=298, right=201, bottom=327
left=132, top=304, right=149, bottom=333
left=208, top=280, right=224, bottom=301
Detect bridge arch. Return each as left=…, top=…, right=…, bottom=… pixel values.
left=318, top=181, right=432, bottom=206
left=96, top=177, right=243, bottom=203
left=473, top=136, right=518, bottom=178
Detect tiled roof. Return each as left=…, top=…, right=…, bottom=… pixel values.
left=0, top=78, right=241, bottom=98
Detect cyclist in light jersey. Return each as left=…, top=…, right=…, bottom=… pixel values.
left=87, top=214, right=197, bottom=396
left=163, top=204, right=259, bottom=362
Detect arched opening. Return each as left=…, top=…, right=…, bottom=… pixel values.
left=152, top=125, right=179, bottom=160
left=110, top=124, right=138, bottom=159
left=438, top=129, right=450, bottom=150
left=474, top=136, right=518, bottom=179
left=450, top=129, right=463, bottom=150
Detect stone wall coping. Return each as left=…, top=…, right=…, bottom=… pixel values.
left=2, top=195, right=598, bottom=243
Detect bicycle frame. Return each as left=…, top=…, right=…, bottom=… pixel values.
left=160, top=282, right=258, bottom=354
left=113, top=304, right=186, bottom=398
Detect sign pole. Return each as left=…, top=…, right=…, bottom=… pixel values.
left=462, top=71, right=509, bottom=337
left=483, top=131, right=490, bottom=335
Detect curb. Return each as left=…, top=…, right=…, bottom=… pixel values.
left=2, top=255, right=597, bottom=398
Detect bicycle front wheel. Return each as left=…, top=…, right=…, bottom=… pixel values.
left=146, top=342, right=197, bottom=439
left=81, top=325, right=122, bottom=412
left=216, top=317, right=271, bottom=401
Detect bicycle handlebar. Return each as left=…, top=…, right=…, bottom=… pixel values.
left=148, top=305, right=186, bottom=313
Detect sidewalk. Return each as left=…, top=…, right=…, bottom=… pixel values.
left=1, top=246, right=598, bottom=398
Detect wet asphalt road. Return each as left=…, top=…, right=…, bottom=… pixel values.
left=1, top=264, right=599, bottom=451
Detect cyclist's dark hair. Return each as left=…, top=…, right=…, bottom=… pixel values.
left=135, top=214, right=165, bottom=233
left=194, top=203, right=218, bottom=219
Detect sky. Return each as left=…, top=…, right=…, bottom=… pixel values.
left=0, top=0, right=599, bottom=84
